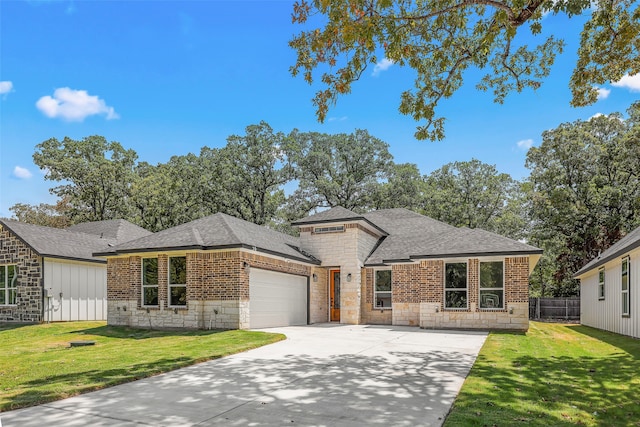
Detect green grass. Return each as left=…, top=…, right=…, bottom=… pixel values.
left=445, top=321, right=640, bottom=426
left=0, top=322, right=284, bottom=412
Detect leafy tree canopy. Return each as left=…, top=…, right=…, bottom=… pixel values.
left=8, top=198, right=72, bottom=229
left=290, top=0, right=640, bottom=140
left=526, top=101, right=640, bottom=295
left=33, top=136, right=138, bottom=222
left=422, top=159, right=527, bottom=239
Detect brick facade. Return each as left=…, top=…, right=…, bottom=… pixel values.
left=0, top=224, right=43, bottom=322
left=361, top=256, right=531, bottom=330
left=107, top=250, right=314, bottom=329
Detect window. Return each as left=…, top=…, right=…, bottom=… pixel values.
left=445, top=262, right=468, bottom=309
left=598, top=267, right=605, bottom=300
left=314, top=225, right=345, bottom=234
left=622, top=257, right=630, bottom=316
left=374, top=270, right=392, bottom=308
left=0, top=265, right=17, bottom=305
left=142, top=258, right=158, bottom=306
left=168, top=256, right=187, bottom=307
left=479, top=261, right=504, bottom=309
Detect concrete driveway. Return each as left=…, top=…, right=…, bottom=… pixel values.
left=1, top=324, right=487, bottom=426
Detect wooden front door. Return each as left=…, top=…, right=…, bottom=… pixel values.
left=330, top=269, right=340, bottom=321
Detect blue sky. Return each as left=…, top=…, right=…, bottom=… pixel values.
left=1, top=1, right=638, bottom=218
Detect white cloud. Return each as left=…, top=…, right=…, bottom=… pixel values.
left=595, top=87, right=610, bottom=100
left=372, top=58, right=394, bottom=76
left=13, top=166, right=32, bottom=179
left=612, top=74, right=640, bottom=92
left=590, top=112, right=604, bottom=120
left=327, top=116, right=348, bottom=122
left=36, top=87, right=119, bottom=121
left=516, top=139, right=534, bottom=150
left=0, top=81, right=13, bottom=95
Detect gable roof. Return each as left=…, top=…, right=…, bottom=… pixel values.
left=361, top=209, right=541, bottom=265
left=574, top=226, right=640, bottom=278
left=95, top=213, right=320, bottom=265
left=67, top=219, right=152, bottom=242
left=0, top=219, right=150, bottom=263
left=291, top=206, right=388, bottom=235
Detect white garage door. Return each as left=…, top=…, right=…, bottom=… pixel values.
left=249, top=268, right=307, bottom=329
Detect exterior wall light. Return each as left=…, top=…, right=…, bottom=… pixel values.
left=346, top=273, right=352, bottom=282
left=312, top=273, right=318, bottom=282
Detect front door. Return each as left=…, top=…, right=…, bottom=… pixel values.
left=330, top=269, right=340, bottom=321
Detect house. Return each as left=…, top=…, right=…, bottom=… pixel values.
left=98, top=207, right=541, bottom=330
left=574, top=227, right=640, bottom=338
left=0, top=219, right=151, bottom=322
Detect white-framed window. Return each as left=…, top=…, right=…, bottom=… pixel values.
left=142, top=258, right=159, bottom=306
left=0, top=265, right=17, bottom=305
left=374, top=270, right=392, bottom=309
left=479, top=260, right=504, bottom=309
left=445, top=262, right=468, bottom=309
left=598, top=267, right=605, bottom=300
left=314, top=225, right=345, bottom=234
left=168, top=256, right=187, bottom=307
left=622, top=257, right=630, bottom=317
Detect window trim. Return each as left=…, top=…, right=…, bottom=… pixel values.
left=141, top=258, right=159, bottom=307
left=621, top=256, right=630, bottom=317
left=598, top=267, right=605, bottom=301
left=373, top=269, right=392, bottom=310
left=0, top=264, right=18, bottom=306
left=444, top=261, right=469, bottom=310
left=479, top=260, right=505, bottom=310
left=168, top=256, right=187, bottom=308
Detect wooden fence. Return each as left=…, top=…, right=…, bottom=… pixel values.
left=529, top=297, right=580, bottom=320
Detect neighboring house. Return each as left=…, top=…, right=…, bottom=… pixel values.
left=574, top=227, right=640, bottom=338
left=98, top=207, right=541, bottom=330
left=0, top=219, right=151, bottom=322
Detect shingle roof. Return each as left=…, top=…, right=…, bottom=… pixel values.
left=291, top=206, right=388, bottom=235
left=96, top=213, right=320, bottom=264
left=67, top=219, right=152, bottom=242
left=0, top=219, right=149, bottom=263
left=574, top=226, right=640, bottom=278
left=362, top=209, right=541, bottom=265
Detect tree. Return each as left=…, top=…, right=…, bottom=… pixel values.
left=422, top=159, right=526, bottom=239
left=370, top=162, right=424, bottom=210
left=526, top=102, right=640, bottom=295
left=290, top=0, right=640, bottom=140
left=8, top=197, right=72, bottom=228
left=33, top=136, right=138, bottom=222
left=205, top=122, right=293, bottom=226
left=285, top=129, right=394, bottom=215
left=131, top=155, right=211, bottom=232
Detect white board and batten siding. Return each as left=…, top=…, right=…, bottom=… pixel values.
left=249, top=268, right=308, bottom=329
left=580, top=250, right=640, bottom=338
left=44, top=258, right=107, bottom=322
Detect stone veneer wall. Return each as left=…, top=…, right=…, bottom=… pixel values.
left=310, top=267, right=328, bottom=323
left=107, top=250, right=313, bottom=329
left=299, top=223, right=380, bottom=324
left=0, top=224, right=43, bottom=322
left=419, top=257, right=530, bottom=330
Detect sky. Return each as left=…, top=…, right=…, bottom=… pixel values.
left=1, top=0, right=639, bottom=218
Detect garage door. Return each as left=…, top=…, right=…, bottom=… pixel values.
left=249, top=268, right=307, bottom=329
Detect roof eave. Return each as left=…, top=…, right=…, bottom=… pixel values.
left=94, top=244, right=321, bottom=266
left=408, top=249, right=543, bottom=261
left=43, top=254, right=106, bottom=264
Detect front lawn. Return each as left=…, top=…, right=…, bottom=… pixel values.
left=445, top=321, right=640, bottom=426
left=0, top=322, right=284, bottom=412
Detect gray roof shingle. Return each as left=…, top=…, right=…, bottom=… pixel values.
left=574, top=226, right=640, bottom=278
left=291, top=206, right=363, bottom=225
left=67, top=219, right=152, bottom=242
left=0, top=219, right=149, bottom=263
left=362, top=210, right=541, bottom=265
left=97, top=213, right=319, bottom=264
